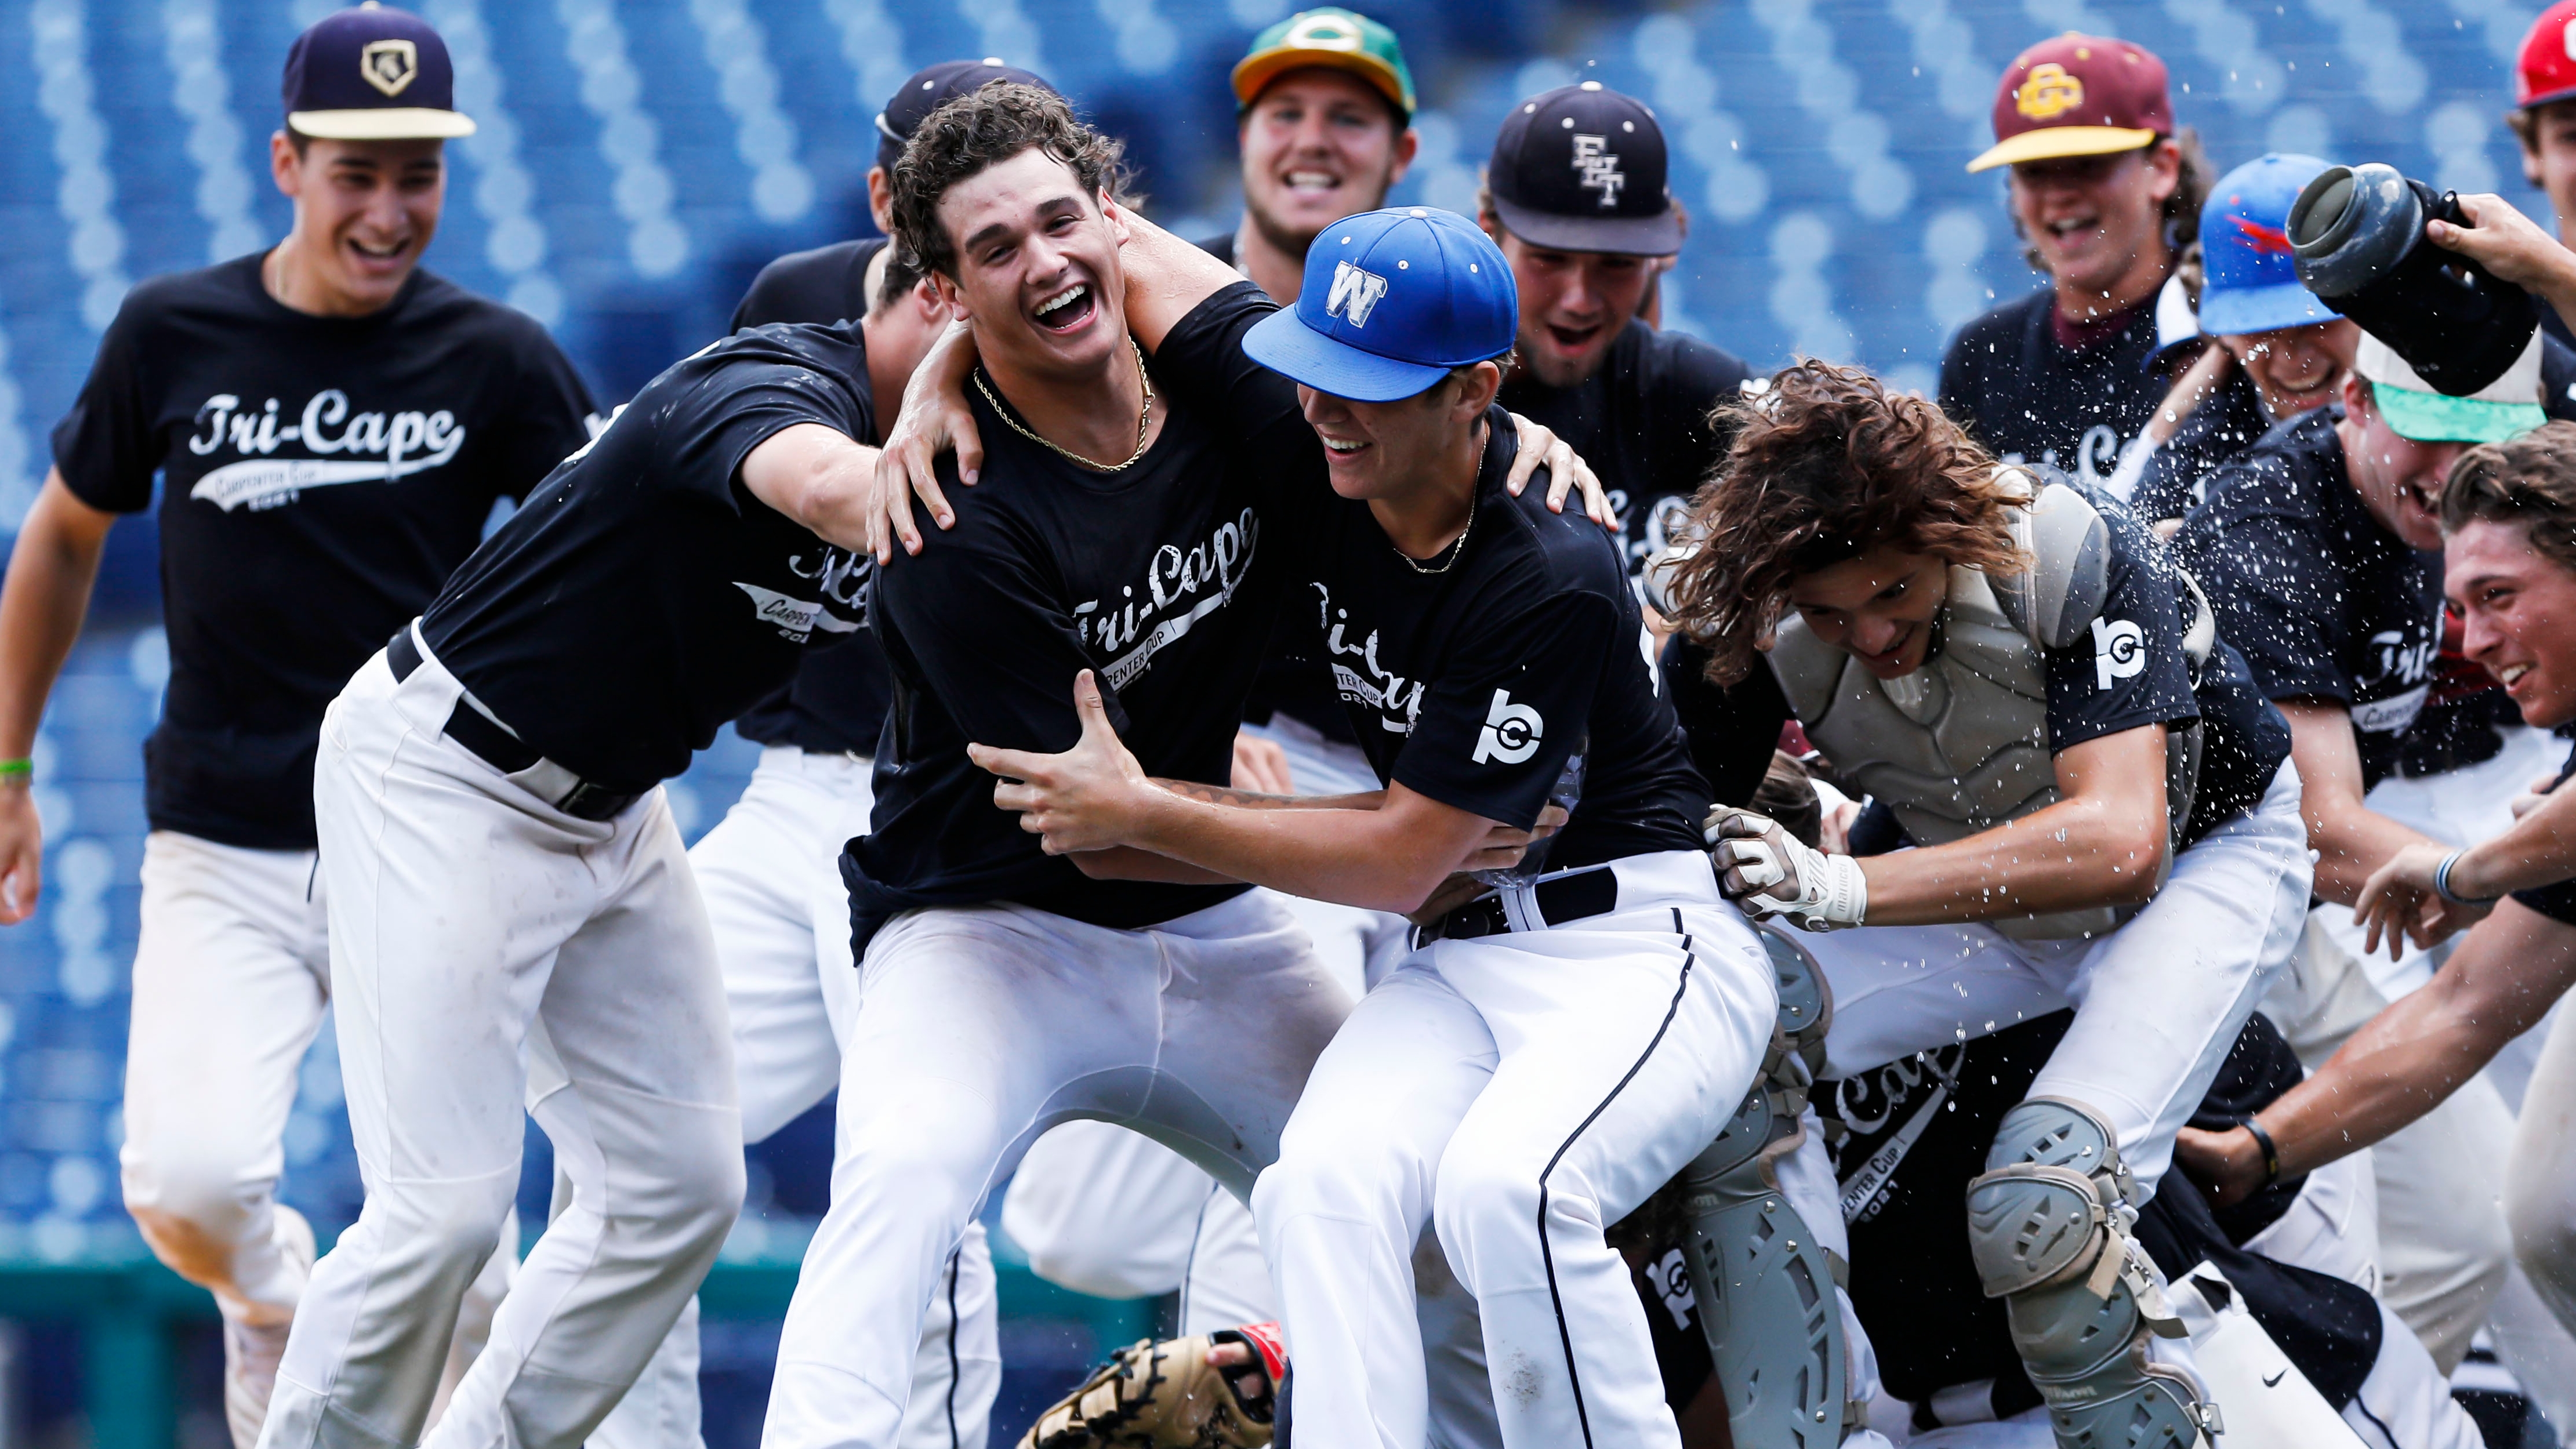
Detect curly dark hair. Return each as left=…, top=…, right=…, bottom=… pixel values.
left=1667, top=360, right=2031, bottom=685
left=2443, top=420, right=2576, bottom=575
left=890, top=82, right=1133, bottom=281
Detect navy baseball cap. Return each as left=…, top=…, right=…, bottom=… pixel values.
left=2198, top=153, right=2336, bottom=337
left=282, top=2, right=474, bottom=141
left=877, top=59, right=1059, bottom=173
left=1487, top=83, right=1681, bottom=256
left=1244, top=207, right=1517, bottom=402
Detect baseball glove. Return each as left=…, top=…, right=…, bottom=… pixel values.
left=1017, top=1324, right=1283, bottom=1449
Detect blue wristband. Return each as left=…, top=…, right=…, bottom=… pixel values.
left=2434, top=850, right=2496, bottom=906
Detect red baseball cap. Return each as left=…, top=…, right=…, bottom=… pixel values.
left=2519, top=1, right=2576, bottom=110
left=1968, top=33, right=2172, bottom=174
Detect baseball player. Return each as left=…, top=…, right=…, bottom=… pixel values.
left=590, top=61, right=1060, bottom=1449
left=970, top=205, right=1784, bottom=1449
left=0, top=9, right=593, bottom=1447
left=1663, top=361, right=2312, bottom=1449
left=994, top=10, right=1430, bottom=1332
left=1940, top=35, right=2205, bottom=486
left=266, top=131, right=938, bottom=1438
left=2167, top=324, right=2557, bottom=1371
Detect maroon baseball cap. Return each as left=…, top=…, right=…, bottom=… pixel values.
left=1968, top=33, right=2171, bottom=173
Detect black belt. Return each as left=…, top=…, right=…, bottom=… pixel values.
left=386, top=629, right=643, bottom=822
left=1414, top=865, right=1620, bottom=945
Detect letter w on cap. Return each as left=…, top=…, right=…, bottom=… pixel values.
left=1326, top=260, right=1389, bottom=328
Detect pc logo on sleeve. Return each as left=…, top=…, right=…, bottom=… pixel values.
left=1472, top=689, right=1544, bottom=764
left=1244, top=207, right=1517, bottom=402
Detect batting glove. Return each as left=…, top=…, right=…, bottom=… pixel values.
left=1707, top=805, right=1867, bottom=932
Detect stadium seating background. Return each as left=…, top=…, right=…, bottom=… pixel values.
left=0, top=0, right=2559, bottom=1443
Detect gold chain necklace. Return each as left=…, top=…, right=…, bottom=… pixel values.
left=1396, top=483, right=1477, bottom=575
left=973, top=337, right=1155, bottom=471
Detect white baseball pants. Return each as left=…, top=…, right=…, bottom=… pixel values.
left=1807, top=761, right=2312, bottom=1199
left=1000, top=716, right=1406, bottom=1332
left=760, top=889, right=1350, bottom=1449
left=595, top=747, right=1000, bottom=1449
left=1255, top=851, right=1777, bottom=1449
left=266, top=637, right=744, bottom=1449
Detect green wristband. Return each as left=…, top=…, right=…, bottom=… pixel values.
left=0, top=760, right=32, bottom=780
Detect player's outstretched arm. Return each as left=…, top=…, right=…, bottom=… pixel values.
left=1111, top=198, right=1253, bottom=355
left=2427, top=193, right=2576, bottom=344
left=2279, top=699, right=2462, bottom=921
left=970, top=672, right=1548, bottom=912
left=2176, top=899, right=2576, bottom=1206
left=1722, top=723, right=2173, bottom=931
left=738, top=422, right=881, bottom=555
left=2355, top=765, right=2576, bottom=956
left=0, top=471, right=117, bottom=923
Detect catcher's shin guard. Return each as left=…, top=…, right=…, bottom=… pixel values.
left=1966, top=1098, right=2218, bottom=1449
left=1018, top=1323, right=1283, bottom=1449
left=1679, top=928, right=1851, bottom=1447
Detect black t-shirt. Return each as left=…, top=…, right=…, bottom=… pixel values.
left=1819, top=1009, right=2378, bottom=1418
left=2169, top=406, right=2444, bottom=791
left=724, top=238, right=895, bottom=755
left=1496, top=320, right=1753, bottom=579
left=1671, top=481, right=2288, bottom=845
left=420, top=323, right=875, bottom=792
left=2510, top=743, right=2576, bottom=924
left=2124, top=367, right=2271, bottom=524
left=50, top=253, right=595, bottom=849
left=1939, top=288, right=2163, bottom=488
left=847, top=296, right=1299, bottom=932
left=1152, top=289, right=1709, bottom=866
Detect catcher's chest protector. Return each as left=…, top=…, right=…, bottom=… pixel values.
left=1766, top=478, right=2206, bottom=941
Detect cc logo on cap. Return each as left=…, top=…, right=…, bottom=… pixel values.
left=361, top=37, right=419, bottom=97
left=2015, top=62, right=2085, bottom=121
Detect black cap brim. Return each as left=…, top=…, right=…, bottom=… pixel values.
left=1490, top=193, right=1681, bottom=257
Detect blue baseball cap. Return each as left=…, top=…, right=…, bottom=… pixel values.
left=2198, top=153, right=2335, bottom=337
left=1243, top=207, right=1516, bottom=402
left=282, top=3, right=473, bottom=140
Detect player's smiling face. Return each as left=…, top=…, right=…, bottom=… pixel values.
left=271, top=135, right=445, bottom=315
left=1240, top=70, right=1416, bottom=252
left=2448, top=518, right=2576, bottom=728
left=1490, top=227, right=1651, bottom=389
left=2218, top=317, right=2359, bottom=423
left=1298, top=365, right=1496, bottom=504
left=2007, top=144, right=2176, bottom=305
left=934, top=148, right=1129, bottom=380
left=1784, top=545, right=1950, bottom=680
left=2340, top=377, right=2463, bottom=553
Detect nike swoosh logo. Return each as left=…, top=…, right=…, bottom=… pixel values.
left=2263, top=1370, right=2286, bottom=1388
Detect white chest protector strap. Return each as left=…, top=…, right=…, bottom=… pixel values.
left=1768, top=475, right=2212, bottom=940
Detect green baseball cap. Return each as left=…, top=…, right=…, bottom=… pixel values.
left=2357, top=331, right=2546, bottom=444
left=1231, top=7, right=1414, bottom=120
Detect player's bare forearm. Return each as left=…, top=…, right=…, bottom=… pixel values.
left=740, top=423, right=881, bottom=554
left=2279, top=700, right=2442, bottom=906
left=0, top=472, right=114, bottom=759
left=1065, top=845, right=1240, bottom=885
left=2425, top=772, right=2576, bottom=902
left=1150, top=778, right=1387, bottom=811
left=1114, top=202, right=1254, bottom=353
left=1858, top=725, right=2171, bottom=924
left=2248, top=902, right=2576, bottom=1179
left=1122, top=783, right=1498, bottom=913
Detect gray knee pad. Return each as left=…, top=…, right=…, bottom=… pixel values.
left=1680, top=929, right=1850, bottom=1447
left=1966, top=1097, right=2217, bottom=1449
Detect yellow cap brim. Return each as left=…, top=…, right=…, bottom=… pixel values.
left=289, top=108, right=476, bottom=140
left=1231, top=51, right=1407, bottom=116
left=1966, top=125, right=2156, bottom=173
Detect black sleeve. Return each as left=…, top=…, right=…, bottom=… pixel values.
left=874, top=488, right=1142, bottom=754
left=1149, top=283, right=1312, bottom=449
left=2039, top=523, right=2201, bottom=751
left=656, top=359, right=867, bottom=510
left=490, top=326, right=598, bottom=503
left=2545, top=332, right=2576, bottom=424
left=1390, top=589, right=1621, bottom=829
left=2170, top=498, right=2353, bottom=705
left=1938, top=330, right=1983, bottom=444
left=49, top=293, right=162, bottom=513
left=1661, top=632, right=1790, bottom=807
left=1649, top=333, right=1751, bottom=482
